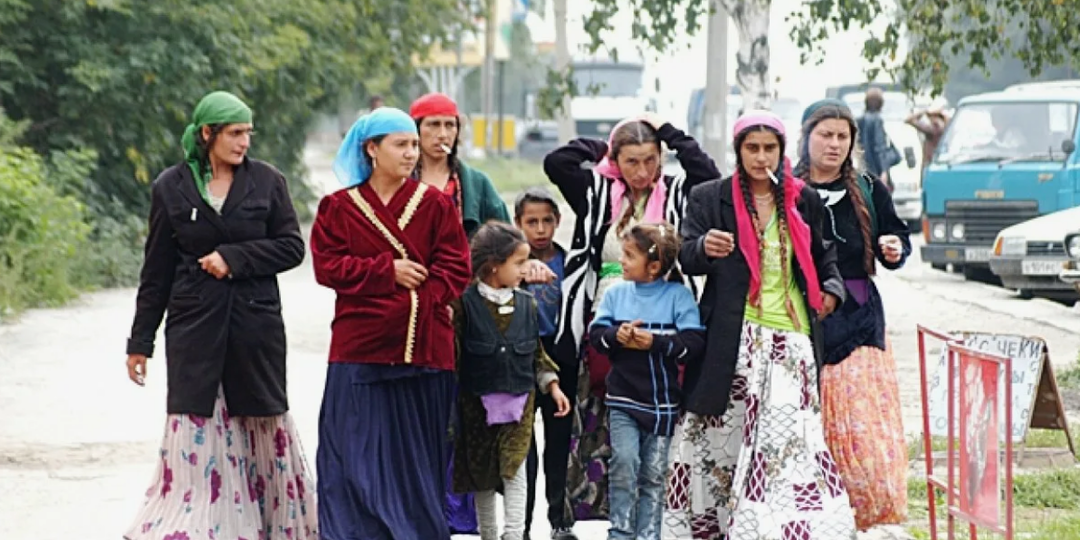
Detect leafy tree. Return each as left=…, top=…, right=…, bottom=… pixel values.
left=568, top=0, right=1080, bottom=103
left=0, top=0, right=467, bottom=221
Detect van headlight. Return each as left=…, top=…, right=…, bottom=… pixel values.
left=950, top=223, right=965, bottom=240
left=932, top=222, right=947, bottom=241
left=999, top=236, right=1027, bottom=257
left=1067, top=234, right=1080, bottom=259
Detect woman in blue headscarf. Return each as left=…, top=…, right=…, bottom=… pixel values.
left=310, top=107, right=473, bottom=539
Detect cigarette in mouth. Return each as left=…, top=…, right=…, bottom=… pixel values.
left=439, top=144, right=452, bottom=154
left=766, top=169, right=780, bottom=185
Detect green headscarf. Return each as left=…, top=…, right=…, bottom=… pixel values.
left=180, top=91, right=253, bottom=202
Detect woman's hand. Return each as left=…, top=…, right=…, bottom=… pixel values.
left=126, top=354, right=148, bottom=386
left=879, top=235, right=903, bottom=264
left=522, top=259, right=557, bottom=284
left=820, top=293, right=839, bottom=318
left=639, top=112, right=666, bottom=131
left=703, top=229, right=736, bottom=258
left=550, top=383, right=572, bottom=417
left=198, top=251, right=231, bottom=279
left=393, top=259, right=429, bottom=289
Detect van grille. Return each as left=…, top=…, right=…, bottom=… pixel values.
left=944, top=200, right=1039, bottom=243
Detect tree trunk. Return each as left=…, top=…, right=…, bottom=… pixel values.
left=553, top=0, right=576, bottom=142
left=722, top=0, right=773, bottom=110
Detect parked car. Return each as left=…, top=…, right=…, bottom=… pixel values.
left=1060, top=231, right=1080, bottom=292
left=989, top=205, right=1080, bottom=300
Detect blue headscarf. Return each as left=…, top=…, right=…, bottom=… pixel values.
left=333, top=107, right=418, bottom=187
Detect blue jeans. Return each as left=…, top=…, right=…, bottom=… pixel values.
left=607, top=409, right=672, bottom=540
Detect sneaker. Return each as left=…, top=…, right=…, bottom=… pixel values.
left=551, top=527, right=578, bottom=540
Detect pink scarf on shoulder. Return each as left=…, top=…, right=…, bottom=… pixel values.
left=593, top=116, right=667, bottom=224
left=731, top=156, right=823, bottom=314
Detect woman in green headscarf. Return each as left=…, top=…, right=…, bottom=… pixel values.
left=123, top=90, right=318, bottom=540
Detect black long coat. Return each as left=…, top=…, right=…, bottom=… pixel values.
left=127, top=158, right=305, bottom=417
left=678, top=177, right=846, bottom=417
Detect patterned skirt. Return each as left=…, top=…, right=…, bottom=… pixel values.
left=565, top=340, right=613, bottom=521
left=124, top=386, right=317, bottom=540
left=820, top=341, right=908, bottom=531
left=664, top=321, right=857, bottom=540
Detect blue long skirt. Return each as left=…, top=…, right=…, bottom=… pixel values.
left=317, top=363, right=455, bottom=540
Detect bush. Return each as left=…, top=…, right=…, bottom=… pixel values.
left=0, top=146, right=91, bottom=316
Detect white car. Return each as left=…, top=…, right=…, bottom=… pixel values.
left=989, top=206, right=1080, bottom=299
left=1060, top=231, right=1080, bottom=291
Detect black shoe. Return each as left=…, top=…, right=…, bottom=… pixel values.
left=551, top=527, right=578, bottom=540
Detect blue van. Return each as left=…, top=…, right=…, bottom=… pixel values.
left=920, top=89, right=1080, bottom=276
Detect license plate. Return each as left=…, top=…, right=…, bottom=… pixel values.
left=1022, top=259, right=1065, bottom=276
left=965, top=248, right=991, bottom=262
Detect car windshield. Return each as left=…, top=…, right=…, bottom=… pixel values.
left=934, top=101, right=1079, bottom=164
left=844, top=92, right=912, bottom=122
left=572, top=65, right=643, bottom=98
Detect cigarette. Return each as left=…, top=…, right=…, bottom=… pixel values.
left=439, top=144, right=452, bottom=154
left=766, top=169, right=780, bottom=185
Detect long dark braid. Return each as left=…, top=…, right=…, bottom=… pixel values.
left=770, top=168, right=803, bottom=329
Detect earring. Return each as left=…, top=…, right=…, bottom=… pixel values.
left=372, top=155, right=378, bottom=170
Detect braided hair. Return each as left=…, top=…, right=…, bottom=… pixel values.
left=609, top=121, right=661, bottom=235
left=795, top=105, right=876, bottom=276
left=735, top=125, right=801, bottom=327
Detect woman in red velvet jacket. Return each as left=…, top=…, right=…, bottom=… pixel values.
left=310, top=107, right=472, bottom=540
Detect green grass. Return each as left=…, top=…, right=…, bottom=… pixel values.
left=471, top=157, right=549, bottom=194
left=1055, top=350, right=1080, bottom=390
left=905, top=467, right=1080, bottom=538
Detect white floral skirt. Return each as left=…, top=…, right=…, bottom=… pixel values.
left=665, top=321, right=857, bottom=540
left=124, top=387, right=318, bottom=540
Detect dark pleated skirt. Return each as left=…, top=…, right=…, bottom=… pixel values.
left=317, top=363, right=455, bottom=540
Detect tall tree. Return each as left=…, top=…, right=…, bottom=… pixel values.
left=0, top=0, right=466, bottom=218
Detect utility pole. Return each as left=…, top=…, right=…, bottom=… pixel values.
left=554, top=0, right=576, bottom=143
left=703, top=0, right=730, bottom=170
left=482, top=0, right=497, bottom=153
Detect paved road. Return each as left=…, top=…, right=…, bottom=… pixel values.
left=1, top=150, right=1076, bottom=539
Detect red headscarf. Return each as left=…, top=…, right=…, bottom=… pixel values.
left=409, top=92, right=459, bottom=119
left=731, top=110, right=823, bottom=316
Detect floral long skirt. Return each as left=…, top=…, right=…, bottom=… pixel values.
left=664, top=321, right=857, bottom=540
left=821, top=341, right=908, bottom=531
left=124, top=387, right=318, bottom=540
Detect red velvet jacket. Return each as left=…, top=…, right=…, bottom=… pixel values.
left=311, top=180, right=471, bottom=369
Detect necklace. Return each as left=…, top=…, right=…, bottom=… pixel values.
left=753, top=192, right=773, bottom=201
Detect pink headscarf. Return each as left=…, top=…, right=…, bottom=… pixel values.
left=593, top=116, right=667, bottom=224
left=731, top=110, right=823, bottom=315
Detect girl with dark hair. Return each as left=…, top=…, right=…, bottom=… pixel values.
left=795, top=99, right=911, bottom=531
left=588, top=222, right=704, bottom=540
left=124, top=90, right=316, bottom=539
left=672, top=110, right=855, bottom=540
left=311, top=107, right=472, bottom=540
left=542, top=113, right=720, bottom=528
left=452, top=221, right=571, bottom=540
left=408, top=91, right=554, bottom=535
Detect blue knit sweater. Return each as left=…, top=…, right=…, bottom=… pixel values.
left=588, top=279, right=705, bottom=436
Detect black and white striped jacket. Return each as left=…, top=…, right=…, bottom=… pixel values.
left=542, top=123, right=721, bottom=366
